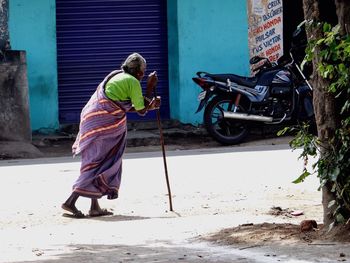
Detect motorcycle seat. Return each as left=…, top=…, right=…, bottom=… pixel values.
left=205, top=73, right=257, bottom=88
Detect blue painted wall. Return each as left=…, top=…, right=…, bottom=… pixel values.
left=8, top=0, right=248, bottom=130
left=168, top=0, right=249, bottom=125
left=9, top=0, right=58, bottom=132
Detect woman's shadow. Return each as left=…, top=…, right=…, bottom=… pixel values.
left=87, top=214, right=150, bottom=222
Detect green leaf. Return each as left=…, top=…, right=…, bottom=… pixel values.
left=330, top=167, right=340, bottom=181
left=332, top=24, right=340, bottom=34
left=292, top=170, right=311, bottom=184
left=341, top=100, right=350, bottom=114
left=323, top=23, right=332, bottom=32
left=301, top=59, right=308, bottom=70
left=336, top=213, right=345, bottom=223
left=328, top=200, right=336, bottom=208
left=319, top=49, right=329, bottom=60
left=338, top=63, right=346, bottom=72
left=277, top=126, right=292, bottom=136
left=331, top=183, right=337, bottom=192
left=316, top=38, right=325, bottom=46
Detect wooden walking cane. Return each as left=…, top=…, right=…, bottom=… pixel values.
left=153, top=88, right=174, bottom=212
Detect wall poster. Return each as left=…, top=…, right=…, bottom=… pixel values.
left=247, top=0, right=283, bottom=71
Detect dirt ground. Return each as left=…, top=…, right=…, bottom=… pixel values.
left=200, top=204, right=350, bottom=259
left=203, top=221, right=350, bottom=247
left=198, top=179, right=350, bottom=253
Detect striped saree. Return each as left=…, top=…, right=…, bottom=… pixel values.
left=72, top=70, right=134, bottom=199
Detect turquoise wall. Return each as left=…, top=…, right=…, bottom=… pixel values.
left=7, top=0, right=248, bottom=130
left=168, top=0, right=249, bottom=125
left=9, top=0, right=58, bottom=132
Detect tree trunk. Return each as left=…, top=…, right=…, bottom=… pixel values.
left=335, top=0, right=350, bottom=34
left=302, top=0, right=338, bottom=226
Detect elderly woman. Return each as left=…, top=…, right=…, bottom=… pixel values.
left=62, top=53, right=160, bottom=218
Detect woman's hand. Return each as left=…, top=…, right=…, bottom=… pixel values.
left=148, top=96, right=161, bottom=110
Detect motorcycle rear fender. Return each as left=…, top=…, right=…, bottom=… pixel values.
left=195, top=90, right=212, bottom=113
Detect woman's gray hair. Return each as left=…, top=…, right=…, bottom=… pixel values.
left=121, top=53, right=146, bottom=75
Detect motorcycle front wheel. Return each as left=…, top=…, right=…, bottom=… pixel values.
left=204, top=96, right=249, bottom=145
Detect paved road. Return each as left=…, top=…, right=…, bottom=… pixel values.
left=0, top=145, right=348, bottom=262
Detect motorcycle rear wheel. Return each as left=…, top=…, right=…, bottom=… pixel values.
left=204, top=96, right=249, bottom=145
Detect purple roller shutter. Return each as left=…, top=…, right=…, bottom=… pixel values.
left=56, top=0, right=169, bottom=123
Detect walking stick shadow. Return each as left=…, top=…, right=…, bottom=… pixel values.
left=88, top=211, right=181, bottom=222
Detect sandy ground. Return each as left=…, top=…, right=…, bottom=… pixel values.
left=0, top=144, right=349, bottom=262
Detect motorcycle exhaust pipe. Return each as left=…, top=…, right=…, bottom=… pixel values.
left=223, top=111, right=273, bottom=122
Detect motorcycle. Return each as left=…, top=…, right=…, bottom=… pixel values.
left=192, top=22, right=314, bottom=145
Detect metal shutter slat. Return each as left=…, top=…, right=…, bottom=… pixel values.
left=56, top=0, right=169, bottom=123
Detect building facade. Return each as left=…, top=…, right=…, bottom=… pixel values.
left=9, top=0, right=250, bottom=132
